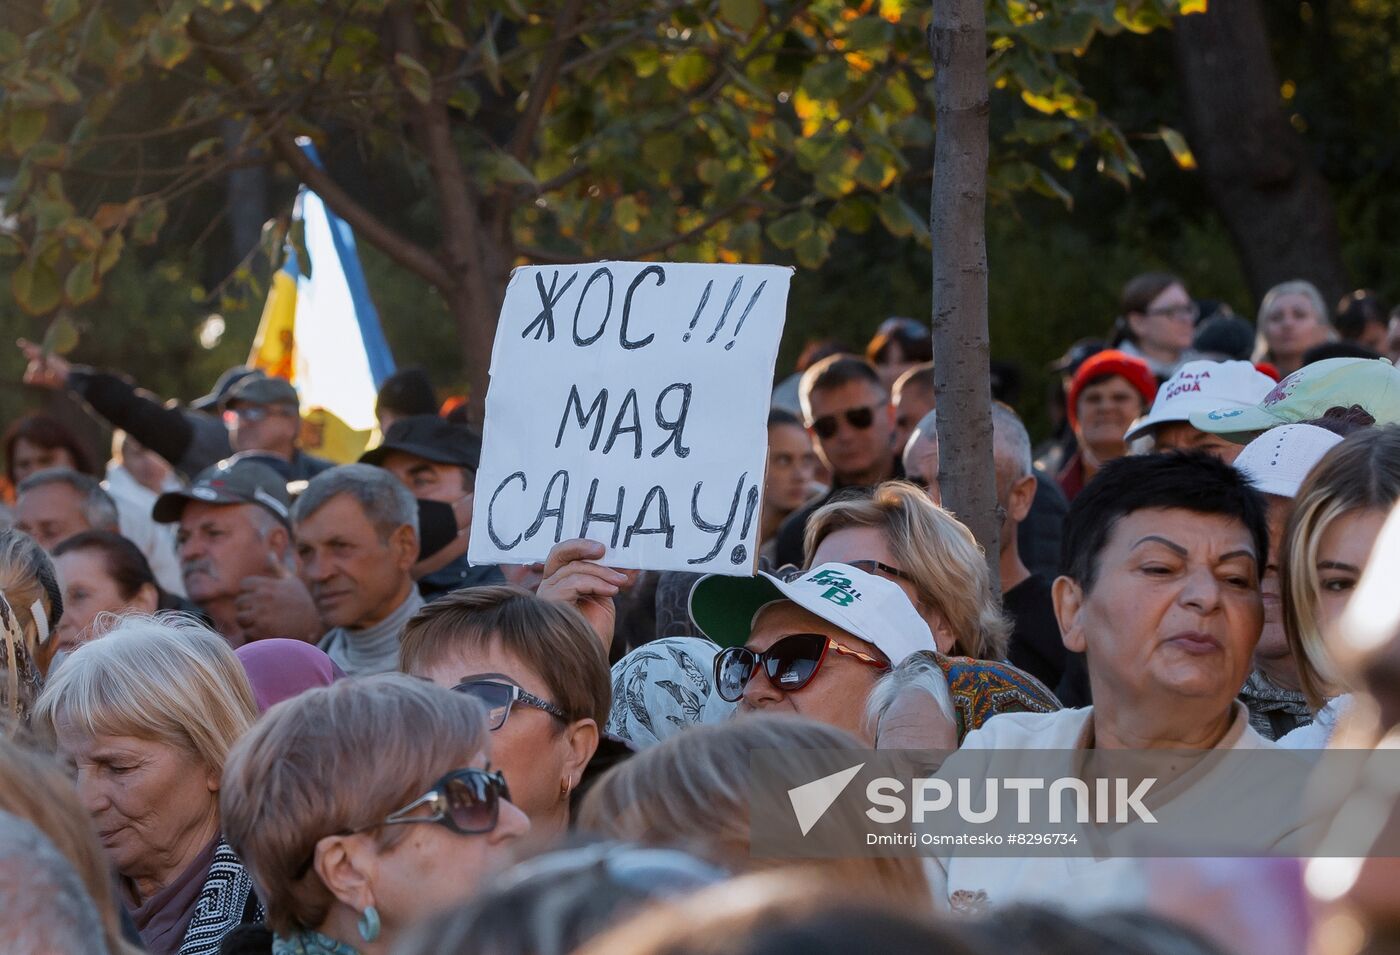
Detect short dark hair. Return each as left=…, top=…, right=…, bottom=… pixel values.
left=893, top=363, right=935, bottom=399
left=17, top=469, right=120, bottom=533
left=51, top=531, right=156, bottom=601
left=375, top=367, right=437, bottom=419
left=1061, top=452, right=1269, bottom=593
left=3, top=415, right=96, bottom=486
left=798, top=355, right=884, bottom=420
left=1334, top=289, right=1389, bottom=342
left=768, top=408, right=803, bottom=429
left=866, top=318, right=933, bottom=367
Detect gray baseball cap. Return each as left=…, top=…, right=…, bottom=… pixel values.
left=220, top=373, right=299, bottom=410
left=153, top=457, right=292, bottom=525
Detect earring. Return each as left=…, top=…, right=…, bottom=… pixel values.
left=559, top=776, right=572, bottom=802
left=357, top=905, right=381, bottom=943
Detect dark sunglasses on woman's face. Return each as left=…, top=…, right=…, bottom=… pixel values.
left=809, top=405, right=877, bottom=440
left=452, top=679, right=568, bottom=730
left=714, top=632, right=890, bottom=703
left=292, top=768, right=510, bottom=879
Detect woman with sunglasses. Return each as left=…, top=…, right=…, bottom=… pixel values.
left=690, top=562, right=937, bottom=744
left=399, top=586, right=615, bottom=851
left=220, top=673, right=528, bottom=954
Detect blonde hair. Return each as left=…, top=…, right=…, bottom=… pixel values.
left=0, top=737, right=141, bottom=955
left=577, top=714, right=931, bottom=913
left=32, top=613, right=255, bottom=774
left=804, top=482, right=1010, bottom=659
left=220, top=674, right=490, bottom=936
left=1281, top=427, right=1400, bottom=709
left=1253, top=280, right=1331, bottom=364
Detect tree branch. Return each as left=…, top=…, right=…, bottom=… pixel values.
left=508, top=0, right=586, bottom=161
left=186, top=13, right=456, bottom=293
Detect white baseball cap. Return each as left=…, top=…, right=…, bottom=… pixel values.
left=688, top=562, right=935, bottom=665
left=1233, top=424, right=1344, bottom=499
left=1124, top=360, right=1276, bottom=443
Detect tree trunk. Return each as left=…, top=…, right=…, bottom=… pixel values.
left=1173, top=0, right=1349, bottom=307
left=448, top=267, right=505, bottom=428
left=929, top=0, right=999, bottom=592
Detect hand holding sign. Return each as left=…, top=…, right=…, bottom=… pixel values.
left=536, top=538, right=637, bottom=651
left=468, top=261, right=791, bottom=577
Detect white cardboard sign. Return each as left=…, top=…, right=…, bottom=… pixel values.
left=468, top=261, right=792, bottom=576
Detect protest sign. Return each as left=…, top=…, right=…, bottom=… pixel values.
left=468, top=261, right=792, bottom=576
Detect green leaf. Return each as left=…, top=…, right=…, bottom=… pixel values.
left=62, top=259, right=97, bottom=306
left=7, top=109, right=48, bottom=156
left=766, top=210, right=814, bottom=250
left=794, top=225, right=832, bottom=269
left=641, top=133, right=683, bottom=173
left=1159, top=125, right=1197, bottom=170
left=667, top=51, right=710, bottom=91
left=448, top=86, right=480, bottom=116
left=44, top=0, right=82, bottom=27
left=876, top=193, right=921, bottom=238
left=480, top=27, right=502, bottom=94
left=1028, top=167, right=1074, bottom=209
left=97, top=231, right=124, bottom=276
left=426, top=2, right=467, bottom=49
left=0, top=29, right=20, bottom=60
left=146, top=27, right=192, bottom=69
left=718, top=0, right=763, bottom=33
left=12, top=259, right=62, bottom=315
left=828, top=196, right=875, bottom=234
left=614, top=195, right=641, bottom=233
left=395, top=53, right=433, bottom=105
left=187, top=136, right=222, bottom=161
left=486, top=151, right=537, bottom=186
left=0, top=234, right=24, bottom=257
left=131, top=200, right=167, bottom=244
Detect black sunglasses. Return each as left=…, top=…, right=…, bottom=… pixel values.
left=453, top=679, right=568, bottom=730
left=714, top=633, right=889, bottom=703
left=809, top=405, right=877, bottom=440
left=293, top=768, right=510, bottom=879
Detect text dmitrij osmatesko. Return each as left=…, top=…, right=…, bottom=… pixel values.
left=867, top=833, right=1081, bottom=847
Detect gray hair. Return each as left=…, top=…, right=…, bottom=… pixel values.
left=902, top=407, right=1031, bottom=481
left=0, top=810, right=111, bottom=955
left=865, top=653, right=956, bottom=735
left=1253, top=279, right=1332, bottom=363
left=16, top=468, right=119, bottom=532
left=991, top=402, right=1033, bottom=480
left=291, top=464, right=419, bottom=541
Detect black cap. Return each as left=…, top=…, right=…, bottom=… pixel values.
left=359, top=415, right=482, bottom=470
left=191, top=366, right=258, bottom=412
left=220, top=373, right=299, bottom=410
left=1049, top=338, right=1106, bottom=376
left=153, top=456, right=293, bottom=525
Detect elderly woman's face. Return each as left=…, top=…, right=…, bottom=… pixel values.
left=413, top=645, right=577, bottom=833
left=54, top=723, right=219, bottom=887
left=369, top=746, right=529, bottom=927
left=1062, top=508, right=1262, bottom=722
left=1075, top=376, right=1143, bottom=456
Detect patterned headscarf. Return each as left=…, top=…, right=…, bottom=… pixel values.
left=606, top=637, right=736, bottom=749
left=921, top=651, right=1061, bottom=742
left=0, top=592, right=42, bottom=737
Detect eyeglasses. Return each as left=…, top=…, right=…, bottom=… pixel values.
left=453, top=679, right=568, bottom=730
left=809, top=405, right=879, bottom=440
left=293, top=767, right=510, bottom=879
left=1146, top=302, right=1200, bottom=322
left=844, top=559, right=916, bottom=585
left=222, top=404, right=293, bottom=425
left=714, top=632, right=890, bottom=703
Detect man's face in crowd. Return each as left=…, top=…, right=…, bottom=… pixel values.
left=10, top=439, right=77, bottom=485
left=1253, top=495, right=1292, bottom=672
left=378, top=450, right=471, bottom=504
left=1056, top=507, right=1262, bottom=714
left=177, top=501, right=281, bottom=603
left=14, top=482, right=91, bottom=551
left=738, top=601, right=886, bottom=744
left=993, top=454, right=1036, bottom=553
left=296, top=493, right=415, bottom=630
left=224, top=401, right=300, bottom=456
left=892, top=384, right=935, bottom=460
left=1151, top=422, right=1242, bottom=464
left=764, top=424, right=818, bottom=515
left=805, top=380, right=894, bottom=485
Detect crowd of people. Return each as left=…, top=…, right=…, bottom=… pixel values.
left=1, top=272, right=1400, bottom=955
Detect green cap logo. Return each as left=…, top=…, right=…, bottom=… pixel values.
left=806, top=569, right=861, bottom=607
